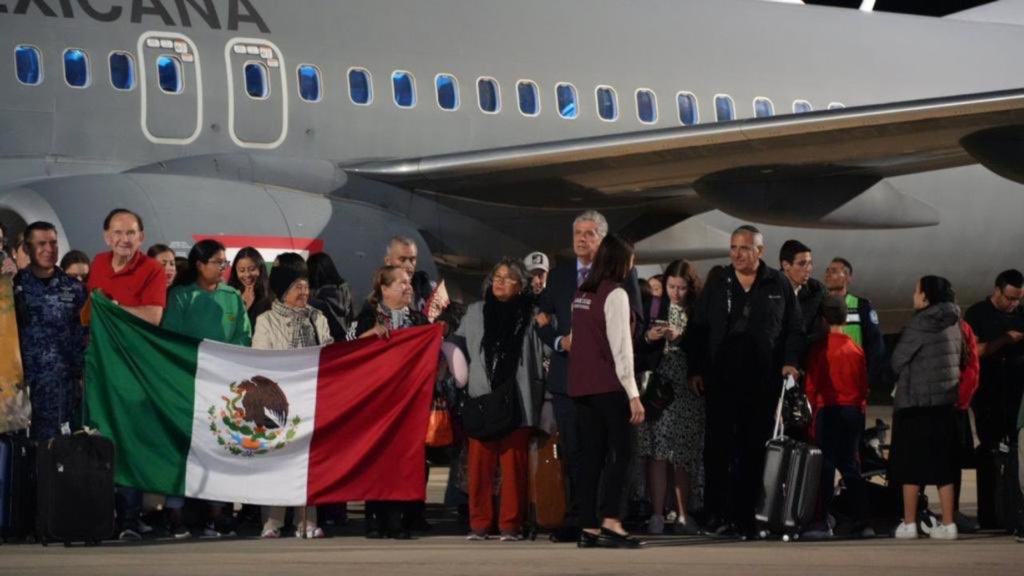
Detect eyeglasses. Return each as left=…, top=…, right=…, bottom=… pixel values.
left=999, top=288, right=1023, bottom=305
left=492, top=274, right=519, bottom=284
left=206, top=259, right=229, bottom=271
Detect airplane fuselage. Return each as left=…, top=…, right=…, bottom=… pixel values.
left=1, top=0, right=1022, bottom=312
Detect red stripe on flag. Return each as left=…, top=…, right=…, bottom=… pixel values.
left=306, top=324, right=443, bottom=503
left=191, top=235, right=325, bottom=253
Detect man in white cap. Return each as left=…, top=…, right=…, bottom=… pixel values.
left=524, top=251, right=550, bottom=297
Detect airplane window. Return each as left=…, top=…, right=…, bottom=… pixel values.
left=15, top=45, right=42, bottom=86
left=793, top=100, right=812, bottom=114
left=297, top=65, right=321, bottom=102
left=244, top=62, right=270, bottom=99
left=63, top=49, right=90, bottom=88
left=109, top=52, right=135, bottom=91
left=556, top=83, right=578, bottom=119
left=392, top=70, right=416, bottom=108
left=714, top=95, right=735, bottom=122
left=677, top=92, right=698, bottom=126
left=636, top=89, right=658, bottom=124
left=517, top=81, right=540, bottom=116
left=348, top=68, right=372, bottom=105
left=828, top=102, right=845, bottom=110
left=596, top=86, right=618, bottom=122
left=157, top=56, right=183, bottom=94
left=754, top=97, right=774, bottom=118
left=478, top=78, right=500, bottom=114
left=436, top=74, right=459, bottom=111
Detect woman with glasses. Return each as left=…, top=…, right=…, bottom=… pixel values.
left=162, top=239, right=251, bottom=347
left=454, top=258, right=544, bottom=541
left=160, top=239, right=251, bottom=538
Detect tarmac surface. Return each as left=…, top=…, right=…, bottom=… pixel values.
left=1, top=408, right=1020, bottom=575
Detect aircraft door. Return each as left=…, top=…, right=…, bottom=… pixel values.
left=137, top=32, right=202, bottom=145
left=225, top=38, right=288, bottom=149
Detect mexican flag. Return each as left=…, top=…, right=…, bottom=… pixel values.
left=85, top=292, right=442, bottom=506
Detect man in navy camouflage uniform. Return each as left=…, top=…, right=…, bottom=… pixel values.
left=13, top=221, right=86, bottom=440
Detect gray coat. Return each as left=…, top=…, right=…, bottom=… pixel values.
left=891, top=302, right=962, bottom=411
left=455, top=301, right=545, bottom=428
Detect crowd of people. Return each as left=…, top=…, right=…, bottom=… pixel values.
left=2, top=207, right=1023, bottom=548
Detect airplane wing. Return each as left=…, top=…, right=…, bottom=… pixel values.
left=347, top=88, right=1024, bottom=226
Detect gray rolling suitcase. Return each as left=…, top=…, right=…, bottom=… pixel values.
left=756, top=377, right=823, bottom=540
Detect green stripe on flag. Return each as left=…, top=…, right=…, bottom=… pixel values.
left=85, top=292, right=199, bottom=495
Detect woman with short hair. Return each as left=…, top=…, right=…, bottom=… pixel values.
left=354, top=265, right=429, bottom=540
left=455, top=258, right=544, bottom=541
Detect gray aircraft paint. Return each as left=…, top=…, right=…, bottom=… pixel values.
left=1, top=0, right=1023, bottom=308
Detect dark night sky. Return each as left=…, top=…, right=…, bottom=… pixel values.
left=805, top=0, right=996, bottom=17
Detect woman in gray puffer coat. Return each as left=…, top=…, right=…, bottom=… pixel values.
left=889, top=275, right=963, bottom=541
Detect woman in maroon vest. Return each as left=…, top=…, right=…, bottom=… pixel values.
left=569, top=234, right=646, bottom=549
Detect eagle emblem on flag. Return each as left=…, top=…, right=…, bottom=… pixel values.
left=208, top=376, right=302, bottom=457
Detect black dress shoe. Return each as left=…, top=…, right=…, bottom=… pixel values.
left=596, top=527, right=642, bottom=549
left=550, top=526, right=581, bottom=543
left=365, top=530, right=384, bottom=540
left=391, top=530, right=412, bottom=540
left=577, top=531, right=599, bottom=549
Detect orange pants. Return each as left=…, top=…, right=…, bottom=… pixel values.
left=468, top=427, right=531, bottom=533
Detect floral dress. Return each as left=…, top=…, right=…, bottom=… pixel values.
left=637, top=303, right=706, bottom=509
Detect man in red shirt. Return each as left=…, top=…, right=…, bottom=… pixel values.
left=85, top=207, right=166, bottom=542
left=805, top=295, right=870, bottom=537
left=87, top=208, right=166, bottom=326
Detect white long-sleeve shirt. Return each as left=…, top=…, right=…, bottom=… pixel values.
left=604, top=287, right=640, bottom=399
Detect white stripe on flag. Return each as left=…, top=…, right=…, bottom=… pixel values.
left=185, top=341, right=319, bottom=506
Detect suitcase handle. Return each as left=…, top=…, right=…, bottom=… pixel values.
left=771, top=376, right=798, bottom=441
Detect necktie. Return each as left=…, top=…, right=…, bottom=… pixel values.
left=577, top=267, right=590, bottom=288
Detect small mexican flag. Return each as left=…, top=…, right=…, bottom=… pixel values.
left=85, top=292, right=442, bottom=506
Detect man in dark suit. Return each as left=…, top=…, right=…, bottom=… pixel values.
left=538, top=210, right=641, bottom=542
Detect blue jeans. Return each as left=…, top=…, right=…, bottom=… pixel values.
left=815, top=406, right=866, bottom=524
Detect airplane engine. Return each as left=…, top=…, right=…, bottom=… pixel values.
left=961, top=125, right=1024, bottom=186
left=693, top=168, right=941, bottom=229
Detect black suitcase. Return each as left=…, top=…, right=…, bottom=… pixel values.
left=36, top=433, right=116, bottom=546
left=756, top=437, right=823, bottom=536
left=755, top=377, right=824, bottom=539
left=976, top=443, right=1022, bottom=532
left=0, top=434, right=36, bottom=543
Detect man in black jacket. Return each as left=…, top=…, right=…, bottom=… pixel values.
left=688, top=225, right=804, bottom=536
left=779, top=239, right=827, bottom=346
left=535, top=210, right=606, bottom=542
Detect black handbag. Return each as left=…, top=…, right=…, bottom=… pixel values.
left=460, top=379, right=520, bottom=441
left=641, top=370, right=676, bottom=421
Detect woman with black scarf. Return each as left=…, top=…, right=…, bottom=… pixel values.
left=454, top=258, right=544, bottom=541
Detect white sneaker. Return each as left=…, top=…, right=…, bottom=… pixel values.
left=929, top=523, right=958, bottom=541
left=647, top=514, right=665, bottom=535
left=894, top=522, right=918, bottom=539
